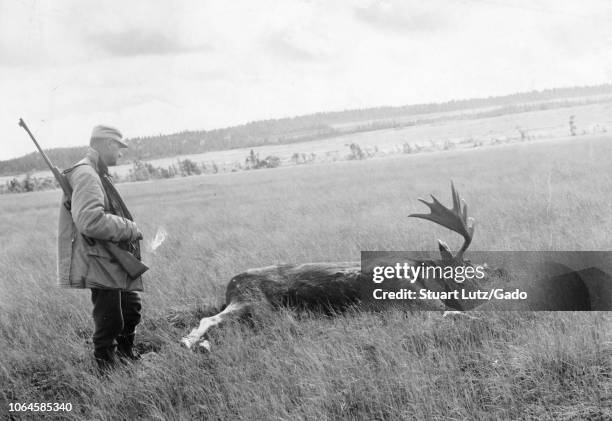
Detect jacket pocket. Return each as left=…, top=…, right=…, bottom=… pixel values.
left=86, top=245, right=128, bottom=290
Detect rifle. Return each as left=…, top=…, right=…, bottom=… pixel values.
left=18, top=118, right=149, bottom=280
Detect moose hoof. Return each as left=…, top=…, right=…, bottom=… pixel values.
left=180, top=336, right=195, bottom=349
left=198, top=340, right=211, bottom=352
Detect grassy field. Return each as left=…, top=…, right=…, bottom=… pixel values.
left=1, top=133, right=611, bottom=420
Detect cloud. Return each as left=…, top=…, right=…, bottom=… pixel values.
left=0, top=0, right=215, bottom=65
left=86, top=29, right=211, bottom=57
left=265, top=29, right=331, bottom=62
left=353, top=1, right=449, bottom=34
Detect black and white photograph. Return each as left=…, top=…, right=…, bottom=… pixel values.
left=1, top=0, right=611, bottom=420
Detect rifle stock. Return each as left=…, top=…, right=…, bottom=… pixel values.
left=104, top=242, right=149, bottom=280
left=18, top=118, right=149, bottom=281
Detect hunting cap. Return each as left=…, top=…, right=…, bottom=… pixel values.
left=90, top=125, right=128, bottom=148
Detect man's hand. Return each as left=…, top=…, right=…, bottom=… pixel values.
left=136, top=229, right=144, bottom=241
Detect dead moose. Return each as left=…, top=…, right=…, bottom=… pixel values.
left=181, top=183, right=610, bottom=350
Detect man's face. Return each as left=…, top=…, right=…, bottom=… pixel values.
left=100, top=139, right=122, bottom=167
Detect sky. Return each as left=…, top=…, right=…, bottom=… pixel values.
left=0, top=0, right=611, bottom=160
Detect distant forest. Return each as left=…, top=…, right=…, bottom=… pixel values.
left=3, top=84, right=612, bottom=176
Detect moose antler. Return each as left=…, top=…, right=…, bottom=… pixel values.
left=409, top=182, right=475, bottom=261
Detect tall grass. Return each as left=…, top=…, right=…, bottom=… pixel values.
left=1, top=135, right=611, bottom=420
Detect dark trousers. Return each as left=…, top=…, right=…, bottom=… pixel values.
left=90, top=289, right=142, bottom=357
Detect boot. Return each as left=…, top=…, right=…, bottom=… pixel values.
left=94, top=345, right=118, bottom=373
left=117, top=334, right=141, bottom=361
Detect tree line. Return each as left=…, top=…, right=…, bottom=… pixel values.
left=2, top=84, right=612, bottom=177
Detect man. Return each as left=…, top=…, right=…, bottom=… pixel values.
left=57, top=125, right=144, bottom=371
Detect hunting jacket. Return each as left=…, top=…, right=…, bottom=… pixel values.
left=57, top=148, right=142, bottom=291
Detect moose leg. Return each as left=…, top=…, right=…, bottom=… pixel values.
left=181, top=301, right=249, bottom=350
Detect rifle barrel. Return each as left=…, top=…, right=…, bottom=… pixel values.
left=18, top=118, right=55, bottom=171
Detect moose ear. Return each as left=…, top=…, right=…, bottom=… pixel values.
left=438, top=240, right=454, bottom=261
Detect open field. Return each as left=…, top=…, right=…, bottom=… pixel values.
left=4, top=98, right=612, bottom=184
left=86, top=99, right=612, bottom=174
left=1, top=133, right=612, bottom=419
left=134, top=98, right=612, bottom=172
